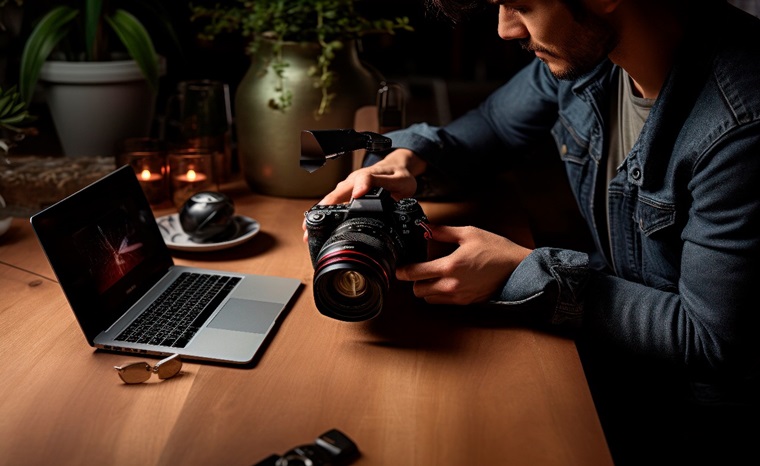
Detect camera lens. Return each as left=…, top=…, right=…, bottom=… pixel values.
left=313, top=217, right=401, bottom=321
left=315, top=262, right=385, bottom=320
left=333, top=270, right=368, bottom=298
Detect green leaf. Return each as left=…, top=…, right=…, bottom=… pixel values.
left=19, top=6, right=79, bottom=105
left=0, top=85, right=33, bottom=132
left=0, top=95, right=12, bottom=117
left=84, top=0, right=104, bottom=61
left=105, top=9, right=159, bottom=91
left=0, top=100, right=19, bottom=119
left=8, top=100, right=26, bottom=117
left=1, top=112, right=30, bottom=126
left=189, top=0, right=414, bottom=115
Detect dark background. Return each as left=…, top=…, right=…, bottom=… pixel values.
left=3, top=2, right=757, bottom=252
left=1, top=0, right=534, bottom=154
left=156, top=0, right=534, bottom=126
left=2, top=0, right=582, bottom=248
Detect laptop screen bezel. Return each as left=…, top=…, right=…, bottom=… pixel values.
left=31, top=165, right=175, bottom=345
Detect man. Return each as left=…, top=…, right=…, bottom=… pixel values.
left=309, top=1, right=760, bottom=463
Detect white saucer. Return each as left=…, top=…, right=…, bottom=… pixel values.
left=156, top=213, right=261, bottom=252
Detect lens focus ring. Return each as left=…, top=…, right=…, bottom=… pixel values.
left=312, top=217, right=400, bottom=321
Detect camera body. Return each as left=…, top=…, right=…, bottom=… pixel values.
left=305, top=187, right=428, bottom=267
left=304, top=187, right=429, bottom=321
left=254, top=429, right=359, bottom=466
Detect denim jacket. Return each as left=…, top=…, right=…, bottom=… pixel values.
left=384, top=5, right=760, bottom=404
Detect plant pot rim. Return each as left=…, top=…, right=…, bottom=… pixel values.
left=39, top=56, right=167, bottom=84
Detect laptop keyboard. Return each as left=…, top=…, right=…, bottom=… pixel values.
left=115, top=272, right=241, bottom=348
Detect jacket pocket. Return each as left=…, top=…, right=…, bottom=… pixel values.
left=551, top=118, right=595, bottom=211
left=551, top=117, right=589, bottom=165
left=632, top=196, right=679, bottom=289
left=635, top=196, right=676, bottom=236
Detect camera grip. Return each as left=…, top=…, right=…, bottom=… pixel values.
left=305, top=208, right=337, bottom=267
left=392, top=198, right=429, bottom=264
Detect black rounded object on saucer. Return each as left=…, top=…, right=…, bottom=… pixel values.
left=179, top=192, right=237, bottom=243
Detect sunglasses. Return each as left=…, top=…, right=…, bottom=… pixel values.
left=114, top=353, right=183, bottom=384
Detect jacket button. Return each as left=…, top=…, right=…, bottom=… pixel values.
left=631, top=167, right=642, bottom=180
left=561, top=144, right=568, bottom=155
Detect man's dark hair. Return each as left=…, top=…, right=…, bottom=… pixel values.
left=425, top=0, right=587, bottom=23
left=424, top=0, right=483, bottom=23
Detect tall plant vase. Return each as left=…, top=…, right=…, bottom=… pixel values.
left=39, top=58, right=165, bottom=157
left=235, top=40, right=378, bottom=198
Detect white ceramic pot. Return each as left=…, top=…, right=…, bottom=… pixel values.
left=39, top=57, right=166, bottom=157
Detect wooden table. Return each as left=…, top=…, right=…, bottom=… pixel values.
left=0, top=179, right=613, bottom=466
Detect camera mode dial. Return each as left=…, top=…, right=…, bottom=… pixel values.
left=396, top=198, right=419, bottom=211
left=306, top=211, right=326, bottom=223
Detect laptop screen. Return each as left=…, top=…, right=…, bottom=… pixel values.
left=72, top=204, right=150, bottom=294
left=31, top=166, right=174, bottom=344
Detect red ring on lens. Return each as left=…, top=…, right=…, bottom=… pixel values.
left=315, top=249, right=389, bottom=284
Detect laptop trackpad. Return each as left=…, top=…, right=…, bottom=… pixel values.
left=207, top=298, right=282, bottom=334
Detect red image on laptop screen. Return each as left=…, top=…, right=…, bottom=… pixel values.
left=72, top=206, right=147, bottom=294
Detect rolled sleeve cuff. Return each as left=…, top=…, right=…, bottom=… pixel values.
left=488, top=247, right=590, bottom=328
left=384, top=124, right=447, bottom=164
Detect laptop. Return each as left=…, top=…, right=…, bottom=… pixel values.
left=31, top=165, right=301, bottom=365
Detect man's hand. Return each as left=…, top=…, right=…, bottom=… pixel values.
left=319, top=148, right=425, bottom=205
left=397, top=224, right=532, bottom=305
left=302, top=149, right=426, bottom=242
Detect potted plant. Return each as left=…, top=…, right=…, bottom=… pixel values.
left=191, top=0, right=411, bottom=117
left=18, top=0, right=175, bottom=157
left=1, top=83, right=34, bottom=230
left=0, top=83, right=33, bottom=160
left=190, top=0, right=412, bottom=198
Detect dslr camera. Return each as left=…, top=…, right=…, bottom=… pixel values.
left=254, top=429, right=359, bottom=466
left=305, top=187, right=429, bottom=322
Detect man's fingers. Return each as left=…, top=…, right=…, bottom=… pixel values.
left=396, top=259, right=448, bottom=282
left=395, top=226, right=467, bottom=281
left=319, top=181, right=354, bottom=205
left=409, top=279, right=470, bottom=305
left=426, top=224, right=466, bottom=244
left=350, top=178, right=373, bottom=200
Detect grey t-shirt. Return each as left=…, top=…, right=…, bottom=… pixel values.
left=606, top=70, right=655, bottom=252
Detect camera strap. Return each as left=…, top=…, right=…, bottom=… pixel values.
left=418, top=221, right=434, bottom=240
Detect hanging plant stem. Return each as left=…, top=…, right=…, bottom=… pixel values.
left=191, top=0, right=412, bottom=115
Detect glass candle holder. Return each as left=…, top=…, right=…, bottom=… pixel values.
left=164, top=80, right=233, bottom=184
left=116, top=137, right=168, bottom=205
left=168, top=148, right=217, bottom=208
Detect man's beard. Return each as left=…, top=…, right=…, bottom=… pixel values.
left=520, top=12, right=618, bottom=81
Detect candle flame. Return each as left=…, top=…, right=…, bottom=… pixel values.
left=187, top=169, right=197, bottom=181
left=140, top=169, right=151, bottom=180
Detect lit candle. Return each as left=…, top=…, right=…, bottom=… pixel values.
left=117, top=137, right=169, bottom=205
left=176, top=168, right=207, bottom=183
left=168, top=150, right=216, bottom=207
left=136, top=167, right=166, bottom=205
left=172, top=166, right=212, bottom=207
